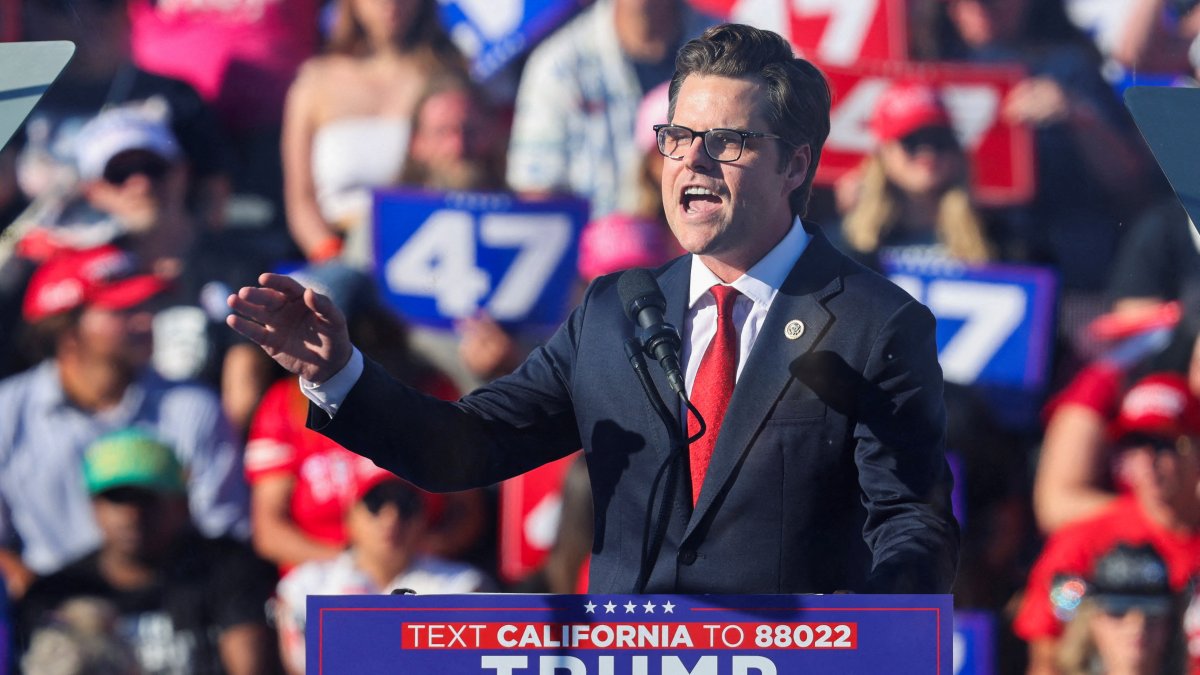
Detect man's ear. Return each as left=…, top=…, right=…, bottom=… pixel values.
left=784, top=144, right=812, bottom=192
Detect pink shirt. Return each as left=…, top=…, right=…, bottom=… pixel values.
left=127, top=0, right=319, bottom=131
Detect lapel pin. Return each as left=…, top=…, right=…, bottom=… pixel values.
left=784, top=320, right=805, bottom=340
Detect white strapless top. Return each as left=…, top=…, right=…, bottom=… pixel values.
left=311, top=116, right=410, bottom=225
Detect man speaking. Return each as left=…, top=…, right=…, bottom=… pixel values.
left=228, top=24, right=959, bottom=595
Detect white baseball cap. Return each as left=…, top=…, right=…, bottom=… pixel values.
left=73, top=105, right=180, bottom=182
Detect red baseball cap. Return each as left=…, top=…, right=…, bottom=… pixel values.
left=350, top=458, right=444, bottom=520
left=870, top=82, right=953, bottom=143
left=22, top=245, right=169, bottom=322
left=1111, top=373, right=1200, bottom=442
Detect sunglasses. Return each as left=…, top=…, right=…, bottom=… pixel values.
left=898, top=127, right=959, bottom=155
left=102, top=153, right=171, bottom=185
left=1121, top=433, right=1182, bottom=454
left=1099, top=601, right=1172, bottom=619
left=360, top=481, right=423, bottom=518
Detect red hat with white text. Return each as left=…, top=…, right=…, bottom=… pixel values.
left=22, top=245, right=168, bottom=322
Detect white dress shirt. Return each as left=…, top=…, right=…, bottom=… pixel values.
left=682, top=218, right=810, bottom=393
left=304, top=218, right=811, bottom=415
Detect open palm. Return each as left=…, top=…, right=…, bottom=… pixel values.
left=226, top=273, right=353, bottom=384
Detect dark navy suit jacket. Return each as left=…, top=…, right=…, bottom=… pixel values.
left=312, top=226, right=960, bottom=594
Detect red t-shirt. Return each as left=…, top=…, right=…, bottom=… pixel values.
left=1042, top=361, right=1126, bottom=422
left=1014, top=496, right=1200, bottom=671
left=245, top=374, right=459, bottom=552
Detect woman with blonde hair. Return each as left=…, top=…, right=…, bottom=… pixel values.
left=838, top=81, right=994, bottom=268
left=281, top=0, right=466, bottom=266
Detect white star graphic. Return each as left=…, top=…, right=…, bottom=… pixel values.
left=642, top=601, right=656, bottom=613
left=661, top=601, right=675, bottom=614
left=584, top=601, right=597, bottom=614
left=603, top=602, right=617, bottom=613
left=624, top=601, right=637, bottom=613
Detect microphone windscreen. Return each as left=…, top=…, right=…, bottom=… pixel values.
left=617, top=268, right=666, bottom=323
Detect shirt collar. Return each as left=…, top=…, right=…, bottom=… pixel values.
left=32, top=359, right=148, bottom=419
left=688, top=217, right=811, bottom=309
left=29, top=360, right=67, bottom=412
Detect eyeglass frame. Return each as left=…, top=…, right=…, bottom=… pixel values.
left=653, top=123, right=798, bottom=163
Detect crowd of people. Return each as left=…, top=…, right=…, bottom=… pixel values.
left=2, top=0, right=1200, bottom=672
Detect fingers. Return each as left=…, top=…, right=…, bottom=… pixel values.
left=259, top=272, right=309, bottom=297
left=303, top=286, right=342, bottom=323
left=226, top=313, right=270, bottom=344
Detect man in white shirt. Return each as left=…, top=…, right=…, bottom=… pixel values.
left=228, top=23, right=959, bottom=595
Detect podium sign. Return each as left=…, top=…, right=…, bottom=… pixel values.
left=309, top=593, right=953, bottom=674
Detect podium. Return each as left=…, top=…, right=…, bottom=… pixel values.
left=308, top=593, right=953, bottom=674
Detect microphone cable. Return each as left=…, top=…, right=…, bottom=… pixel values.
left=624, top=338, right=705, bottom=594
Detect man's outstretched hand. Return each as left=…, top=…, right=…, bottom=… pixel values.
left=226, top=273, right=352, bottom=384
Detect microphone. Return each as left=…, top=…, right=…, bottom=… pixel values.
left=618, top=269, right=686, bottom=396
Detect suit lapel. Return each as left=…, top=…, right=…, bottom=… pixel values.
left=685, top=231, right=846, bottom=538
left=648, top=257, right=690, bottom=442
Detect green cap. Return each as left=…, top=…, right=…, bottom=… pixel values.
left=83, top=429, right=186, bottom=495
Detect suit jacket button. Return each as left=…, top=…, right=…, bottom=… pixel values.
left=678, top=549, right=697, bottom=565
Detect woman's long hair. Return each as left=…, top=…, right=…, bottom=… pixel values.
left=1057, top=598, right=1187, bottom=675
left=327, top=0, right=465, bottom=72
left=840, top=153, right=993, bottom=264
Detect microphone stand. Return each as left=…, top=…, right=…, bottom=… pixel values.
left=623, top=338, right=705, bottom=594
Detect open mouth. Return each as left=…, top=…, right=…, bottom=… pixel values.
left=681, top=186, right=722, bottom=214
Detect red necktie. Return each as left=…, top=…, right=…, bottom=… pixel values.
left=687, top=284, right=740, bottom=506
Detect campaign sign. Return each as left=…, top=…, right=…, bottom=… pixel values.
left=883, top=256, right=1057, bottom=391
left=724, top=0, right=906, bottom=66
left=952, top=611, right=994, bottom=675
left=820, top=61, right=1035, bottom=206
left=374, top=190, right=587, bottom=331
left=309, top=593, right=953, bottom=674
left=439, top=0, right=583, bottom=80
left=499, top=453, right=580, bottom=585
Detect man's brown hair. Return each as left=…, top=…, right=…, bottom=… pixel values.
left=669, top=23, right=831, bottom=218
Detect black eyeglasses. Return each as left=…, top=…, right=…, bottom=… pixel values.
left=653, top=124, right=795, bottom=163
left=102, top=152, right=171, bottom=185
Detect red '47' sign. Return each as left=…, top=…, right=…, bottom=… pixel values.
left=819, top=61, right=1037, bottom=206
left=497, top=453, right=578, bottom=584
left=689, top=0, right=907, bottom=65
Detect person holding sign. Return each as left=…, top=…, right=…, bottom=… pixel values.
left=228, top=23, right=959, bottom=595
left=836, top=81, right=998, bottom=269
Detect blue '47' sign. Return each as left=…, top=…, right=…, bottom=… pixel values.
left=374, top=190, right=588, bottom=331
left=883, top=256, right=1057, bottom=392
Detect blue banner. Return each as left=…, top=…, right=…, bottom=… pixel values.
left=309, top=593, right=954, bottom=674
left=882, top=257, right=1057, bottom=392
left=952, top=611, right=994, bottom=675
left=374, top=189, right=588, bottom=331
left=438, top=0, right=585, bottom=80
